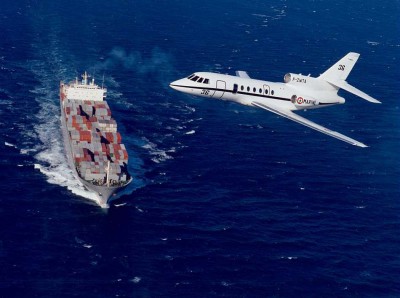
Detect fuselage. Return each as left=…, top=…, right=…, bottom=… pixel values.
left=170, top=72, right=345, bottom=111
left=169, top=53, right=379, bottom=148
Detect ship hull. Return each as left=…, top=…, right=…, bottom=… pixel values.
left=59, top=88, right=131, bottom=206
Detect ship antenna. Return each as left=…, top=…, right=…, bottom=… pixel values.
left=92, top=67, right=96, bottom=85
left=101, top=73, right=105, bottom=89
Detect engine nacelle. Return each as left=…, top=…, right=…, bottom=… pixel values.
left=284, top=73, right=328, bottom=90
left=284, top=73, right=309, bottom=84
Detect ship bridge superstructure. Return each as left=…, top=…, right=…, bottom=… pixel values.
left=65, top=72, right=106, bottom=102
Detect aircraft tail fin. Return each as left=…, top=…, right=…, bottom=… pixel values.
left=319, top=52, right=381, bottom=104
left=319, top=52, right=359, bottom=81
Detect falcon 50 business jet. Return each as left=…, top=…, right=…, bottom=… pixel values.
left=170, top=52, right=380, bottom=147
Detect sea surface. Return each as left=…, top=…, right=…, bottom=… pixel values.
left=1, top=1, right=399, bottom=297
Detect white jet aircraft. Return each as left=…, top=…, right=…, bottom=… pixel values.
left=170, top=52, right=380, bottom=147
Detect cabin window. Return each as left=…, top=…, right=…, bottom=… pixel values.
left=265, top=89, right=268, bottom=94
left=247, top=86, right=250, bottom=92
left=259, top=88, right=262, bottom=94
left=187, top=74, right=195, bottom=79
left=271, top=90, right=275, bottom=95
left=241, top=85, right=244, bottom=91
left=197, top=77, right=204, bottom=83
left=191, top=76, right=199, bottom=81
left=204, top=79, right=209, bottom=84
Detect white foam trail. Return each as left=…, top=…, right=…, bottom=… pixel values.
left=20, top=148, right=37, bottom=155
left=367, top=41, right=380, bottom=46
left=34, top=162, right=102, bottom=206
left=31, top=100, right=104, bottom=206
left=184, top=105, right=196, bottom=113
left=185, top=130, right=195, bottom=135
left=131, top=277, right=141, bottom=284
left=280, top=256, right=298, bottom=260
left=355, top=206, right=366, bottom=209
left=5, top=142, right=17, bottom=148
left=142, top=138, right=173, bottom=164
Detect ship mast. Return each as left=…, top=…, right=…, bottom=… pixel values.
left=82, top=71, right=89, bottom=85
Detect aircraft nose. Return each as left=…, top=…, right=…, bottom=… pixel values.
left=169, top=78, right=185, bottom=91
left=169, top=80, right=179, bottom=90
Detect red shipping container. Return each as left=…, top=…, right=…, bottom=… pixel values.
left=79, top=131, right=92, bottom=142
left=105, top=132, right=113, bottom=143
left=122, top=149, right=128, bottom=160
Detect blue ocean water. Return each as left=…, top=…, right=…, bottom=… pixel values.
left=1, top=0, right=399, bottom=297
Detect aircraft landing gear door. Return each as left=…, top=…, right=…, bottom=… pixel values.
left=263, top=84, right=271, bottom=96
left=212, top=80, right=226, bottom=99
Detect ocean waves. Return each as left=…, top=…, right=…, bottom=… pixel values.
left=0, top=1, right=399, bottom=297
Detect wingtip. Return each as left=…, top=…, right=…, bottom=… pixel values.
left=369, top=97, right=382, bottom=104
left=355, top=142, right=368, bottom=148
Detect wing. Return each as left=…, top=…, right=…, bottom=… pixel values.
left=251, top=101, right=368, bottom=147
left=235, top=71, right=251, bottom=79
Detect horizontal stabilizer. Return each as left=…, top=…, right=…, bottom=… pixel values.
left=236, top=71, right=251, bottom=79
left=251, top=101, right=368, bottom=147
left=328, top=79, right=381, bottom=103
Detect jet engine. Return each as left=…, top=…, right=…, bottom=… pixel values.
left=284, top=73, right=330, bottom=91
left=284, top=73, right=312, bottom=84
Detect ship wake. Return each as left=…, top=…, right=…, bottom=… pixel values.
left=35, top=128, right=107, bottom=208
left=24, top=38, right=112, bottom=207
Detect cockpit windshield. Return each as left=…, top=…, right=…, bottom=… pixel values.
left=187, top=74, right=210, bottom=84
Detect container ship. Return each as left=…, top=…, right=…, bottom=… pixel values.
left=59, top=72, right=132, bottom=206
